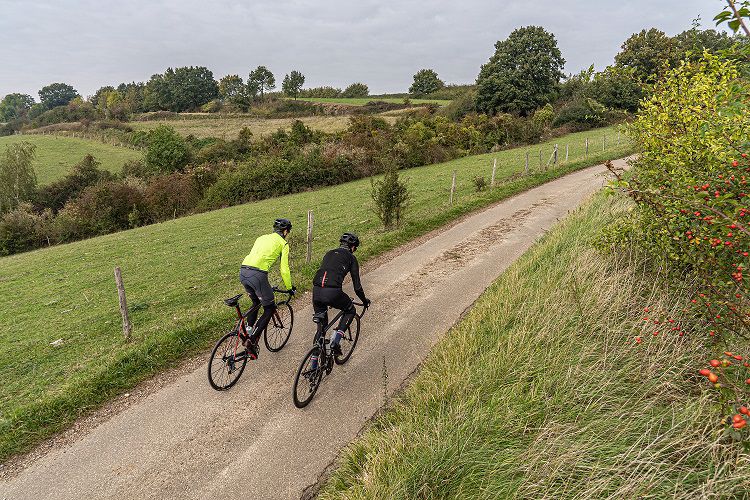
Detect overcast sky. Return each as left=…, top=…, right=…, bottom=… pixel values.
left=0, top=0, right=727, bottom=99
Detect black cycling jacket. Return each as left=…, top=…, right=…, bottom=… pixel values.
left=313, top=246, right=367, bottom=302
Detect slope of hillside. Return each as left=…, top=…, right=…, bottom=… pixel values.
left=320, top=193, right=750, bottom=499
left=0, top=135, right=143, bottom=185
left=0, top=127, right=632, bottom=461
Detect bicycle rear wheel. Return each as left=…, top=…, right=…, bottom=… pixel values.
left=207, top=330, right=248, bottom=391
left=264, top=302, right=294, bottom=352
left=334, top=315, right=360, bottom=365
left=292, top=346, right=323, bottom=408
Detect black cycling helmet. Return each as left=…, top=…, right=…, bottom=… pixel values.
left=273, top=218, right=292, bottom=232
left=340, top=232, right=360, bottom=248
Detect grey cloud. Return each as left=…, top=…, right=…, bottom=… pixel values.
left=0, top=0, right=726, bottom=99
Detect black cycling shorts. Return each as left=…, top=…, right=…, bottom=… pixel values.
left=240, top=267, right=275, bottom=306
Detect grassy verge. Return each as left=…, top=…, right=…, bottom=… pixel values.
left=0, top=135, right=143, bottom=185
left=319, top=193, right=749, bottom=499
left=292, top=97, right=452, bottom=106
left=0, top=126, right=633, bottom=463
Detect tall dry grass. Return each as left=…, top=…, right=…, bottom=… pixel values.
left=319, top=194, right=750, bottom=499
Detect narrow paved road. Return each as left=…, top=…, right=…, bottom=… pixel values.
left=0, top=159, right=627, bottom=500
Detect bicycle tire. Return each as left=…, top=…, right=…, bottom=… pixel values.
left=264, top=302, right=294, bottom=352
left=207, top=330, right=249, bottom=391
left=334, top=314, right=360, bottom=365
left=292, top=346, right=323, bottom=408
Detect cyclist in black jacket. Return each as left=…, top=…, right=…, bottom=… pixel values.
left=312, top=232, right=370, bottom=355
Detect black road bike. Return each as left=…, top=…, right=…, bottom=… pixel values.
left=292, top=299, right=368, bottom=408
left=207, top=287, right=294, bottom=391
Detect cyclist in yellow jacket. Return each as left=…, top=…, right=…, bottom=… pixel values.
left=240, top=218, right=295, bottom=359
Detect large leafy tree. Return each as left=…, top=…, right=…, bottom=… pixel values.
left=0, top=142, right=37, bottom=213
left=219, top=74, right=250, bottom=109
left=248, top=66, right=276, bottom=99
left=143, top=67, right=218, bottom=112
left=38, top=83, right=79, bottom=109
left=409, top=69, right=444, bottom=96
left=614, top=28, right=679, bottom=82
left=281, top=70, right=305, bottom=99
left=170, top=66, right=219, bottom=111
left=475, top=26, right=565, bottom=116
left=0, top=93, right=35, bottom=121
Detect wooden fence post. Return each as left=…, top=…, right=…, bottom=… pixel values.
left=565, top=144, right=569, bottom=162
left=539, top=149, right=543, bottom=169
left=616, top=130, right=620, bottom=146
left=449, top=171, right=456, bottom=205
left=525, top=151, right=529, bottom=175
left=306, top=210, right=314, bottom=264
left=585, top=138, right=589, bottom=158
left=603, top=133, right=606, bottom=151
left=114, top=267, right=132, bottom=340
left=490, top=158, right=497, bottom=187
left=553, top=144, right=558, bottom=165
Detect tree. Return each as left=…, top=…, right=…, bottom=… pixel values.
left=38, top=83, right=79, bottom=109
left=371, top=166, right=409, bottom=228
left=0, top=93, right=35, bottom=121
left=281, top=70, right=305, bottom=99
left=0, top=142, right=37, bottom=213
left=248, top=66, right=276, bottom=99
left=145, top=125, right=191, bottom=173
left=589, top=66, right=644, bottom=112
left=143, top=71, right=173, bottom=111
left=475, top=26, right=565, bottom=116
left=409, top=69, right=444, bottom=96
left=614, top=28, right=679, bottom=82
left=341, top=82, right=369, bottom=98
left=170, top=66, right=219, bottom=111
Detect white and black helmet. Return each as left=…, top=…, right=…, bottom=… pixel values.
left=339, top=232, right=360, bottom=247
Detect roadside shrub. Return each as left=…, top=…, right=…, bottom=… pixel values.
left=145, top=125, right=191, bottom=173
left=473, top=176, right=487, bottom=191
left=121, top=159, right=150, bottom=178
left=371, top=166, right=409, bottom=228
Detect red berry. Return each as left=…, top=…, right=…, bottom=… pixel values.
left=710, top=359, right=721, bottom=367
left=700, top=368, right=711, bottom=376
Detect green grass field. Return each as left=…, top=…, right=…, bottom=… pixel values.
left=130, top=115, right=389, bottom=140
left=0, top=127, right=632, bottom=462
left=0, top=135, right=143, bottom=185
left=293, top=97, right=452, bottom=106
left=320, top=193, right=749, bottom=498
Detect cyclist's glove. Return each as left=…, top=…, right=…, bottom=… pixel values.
left=290, top=286, right=296, bottom=296
left=363, top=298, right=371, bottom=308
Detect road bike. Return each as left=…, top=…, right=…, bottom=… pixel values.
left=207, top=287, right=294, bottom=391
left=292, top=299, right=367, bottom=408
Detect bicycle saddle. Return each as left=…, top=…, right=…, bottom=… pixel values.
left=223, top=293, right=243, bottom=307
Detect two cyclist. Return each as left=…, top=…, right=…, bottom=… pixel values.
left=239, top=219, right=369, bottom=360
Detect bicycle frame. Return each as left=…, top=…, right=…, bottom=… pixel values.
left=315, top=301, right=367, bottom=344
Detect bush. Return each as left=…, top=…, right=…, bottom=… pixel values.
left=552, top=98, right=607, bottom=130
left=68, top=180, right=146, bottom=234
left=145, top=125, right=191, bottom=173
left=201, top=99, right=223, bottom=113
left=0, top=203, right=50, bottom=255
left=473, top=176, right=487, bottom=191
left=143, top=172, right=201, bottom=221
left=371, top=166, right=409, bottom=228
left=299, top=86, right=342, bottom=98
left=439, top=89, right=477, bottom=121
left=341, top=83, right=369, bottom=98
left=35, top=154, right=113, bottom=212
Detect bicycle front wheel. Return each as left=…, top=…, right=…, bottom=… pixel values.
left=334, top=314, right=360, bottom=365
left=292, top=346, right=323, bottom=408
left=207, top=330, right=249, bottom=391
left=265, top=302, right=294, bottom=352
